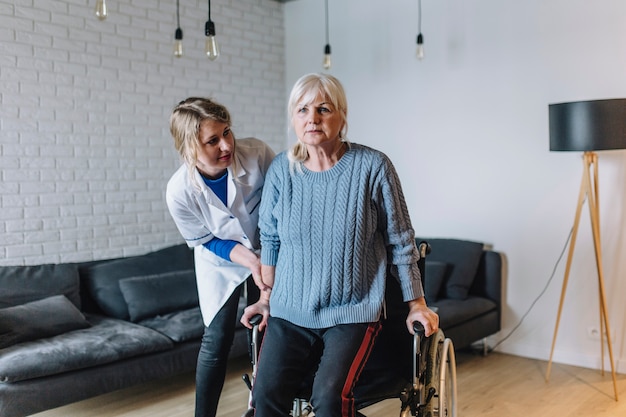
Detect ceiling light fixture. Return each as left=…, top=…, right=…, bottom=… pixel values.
left=323, top=0, right=331, bottom=70
left=174, top=0, right=183, bottom=58
left=95, top=0, right=107, bottom=21
left=416, top=0, right=424, bottom=60
left=205, top=0, right=220, bottom=61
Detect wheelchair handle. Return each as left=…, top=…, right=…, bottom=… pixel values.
left=413, top=320, right=426, bottom=337
left=249, top=314, right=263, bottom=327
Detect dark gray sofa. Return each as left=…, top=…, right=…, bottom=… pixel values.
left=0, top=244, right=249, bottom=417
left=0, top=238, right=502, bottom=417
left=359, top=237, right=504, bottom=395
left=421, top=238, right=503, bottom=351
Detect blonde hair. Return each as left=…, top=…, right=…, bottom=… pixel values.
left=169, top=97, right=238, bottom=189
left=287, top=73, right=349, bottom=171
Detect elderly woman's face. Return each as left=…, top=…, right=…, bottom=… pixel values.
left=292, top=92, right=343, bottom=147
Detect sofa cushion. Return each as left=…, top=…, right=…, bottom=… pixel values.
left=0, top=264, right=81, bottom=309
left=139, top=307, right=204, bottom=343
left=119, top=270, right=198, bottom=322
left=424, top=261, right=447, bottom=303
left=0, top=314, right=174, bottom=383
left=418, top=238, right=484, bottom=300
left=430, top=296, right=497, bottom=329
left=0, top=295, right=91, bottom=349
left=82, top=244, right=194, bottom=319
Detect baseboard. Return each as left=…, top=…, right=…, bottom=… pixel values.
left=494, top=342, right=625, bottom=374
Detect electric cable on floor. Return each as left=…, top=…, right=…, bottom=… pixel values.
left=487, top=225, right=574, bottom=353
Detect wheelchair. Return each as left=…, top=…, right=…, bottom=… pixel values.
left=241, top=242, right=457, bottom=417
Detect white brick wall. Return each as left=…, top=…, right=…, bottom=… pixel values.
left=0, top=0, right=287, bottom=266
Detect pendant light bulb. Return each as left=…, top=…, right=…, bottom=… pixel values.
left=322, top=0, right=331, bottom=70
left=416, top=33, right=424, bottom=60
left=205, top=0, right=219, bottom=61
left=205, top=36, right=219, bottom=60
left=173, top=0, right=183, bottom=58
left=174, top=28, right=183, bottom=58
left=95, top=0, right=107, bottom=20
left=323, top=44, right=332, bottom=70
left=415, top=0, right=424, bottom=60
left=205, top=21, right=220, bottom=61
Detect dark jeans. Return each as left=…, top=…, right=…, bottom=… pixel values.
left=252, top=317, right=381, bottom=417
left=195, top=278, right=259, bottom=417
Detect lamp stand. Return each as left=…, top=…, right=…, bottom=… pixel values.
left=545, top=151, right=618, bottom=401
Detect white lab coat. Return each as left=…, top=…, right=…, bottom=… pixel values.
left=166, top=137, right=275, bottom=326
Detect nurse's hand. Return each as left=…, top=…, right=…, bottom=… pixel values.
left=250, top=265, right=268, bottom=292
left=230, top=245, right=269, bottom=291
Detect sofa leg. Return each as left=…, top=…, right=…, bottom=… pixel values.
left=482, top=337, right=489, bottom=356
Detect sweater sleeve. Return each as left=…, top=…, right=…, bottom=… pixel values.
left=203, top=238, right=238, bottom=261
left=376, top=155, right=424, bottom=301
left=259, top=154, right=283, bottom=266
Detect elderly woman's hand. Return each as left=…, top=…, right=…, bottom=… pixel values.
left=240, top=289, right=271, bottom=331
left=406, top=297, right=439, bottom=337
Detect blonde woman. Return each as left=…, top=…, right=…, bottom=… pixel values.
left=166, top=97, right=275, bottom=417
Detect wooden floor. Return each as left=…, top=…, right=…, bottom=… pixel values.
left=33, top=350, right=626, bottom=417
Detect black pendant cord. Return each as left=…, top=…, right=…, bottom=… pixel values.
left=324, top=0, right=330, bottom=46
left=417, top=0, right=422, bottom=35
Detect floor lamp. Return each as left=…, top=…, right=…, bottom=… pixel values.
left=545, top=98, right=626, bottom=401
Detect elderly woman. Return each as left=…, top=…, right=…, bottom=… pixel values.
left=241, top=74, right=439, bottom=417
left=166, top=97, right=275, bottom=417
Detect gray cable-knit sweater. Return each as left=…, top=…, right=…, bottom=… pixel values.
left=259, top=143, right=424, bottom=329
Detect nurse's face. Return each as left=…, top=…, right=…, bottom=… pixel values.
left=195, top=119, right=234, bottom=179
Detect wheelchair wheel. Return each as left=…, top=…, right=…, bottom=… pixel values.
left=423, top=330, right=457, bottom=417
left=438, top=338, right=457, bottom=417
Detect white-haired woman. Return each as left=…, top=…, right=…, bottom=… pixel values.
left=242, top=74, right=438, bottom=417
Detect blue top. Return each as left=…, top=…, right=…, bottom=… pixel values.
left=201, top=172, right=238, bottom=261
left=259, top=143, right=424, bottom=329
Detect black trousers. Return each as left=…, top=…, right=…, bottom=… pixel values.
left=195, top=277, right=259, bottom=417
left=252, top=316, right=381, bottom=417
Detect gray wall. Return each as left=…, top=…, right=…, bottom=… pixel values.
left=284, top=0, right=626, bottom=372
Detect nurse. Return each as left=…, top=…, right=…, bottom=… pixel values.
left=166, top=97, right=275, bottom=417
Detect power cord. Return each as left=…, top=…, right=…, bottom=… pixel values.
left=486, top=225, right=574, bottom=353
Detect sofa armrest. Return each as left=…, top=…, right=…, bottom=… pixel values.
left=470, top=250, right=503, bottom=310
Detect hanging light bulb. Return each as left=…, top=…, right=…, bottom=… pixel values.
left=174, top=0, right=183, bottom=58
left=322, top=0, right=331, bottom=69
left=416, top=0, right=424, bottom=60
left=95, top=0, right=107, bottom=21
left=416, top=33, right=424, bottom=60
left=205, top=21, right=219, bottom=60
left=323, top=44, right=332, bottom=70
left=174, top=28, right=184, bottom=58
left=205, top=0, right=220, bottom=60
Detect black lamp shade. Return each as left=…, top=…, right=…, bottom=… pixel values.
left=549, top=99, right=626, bottom=151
